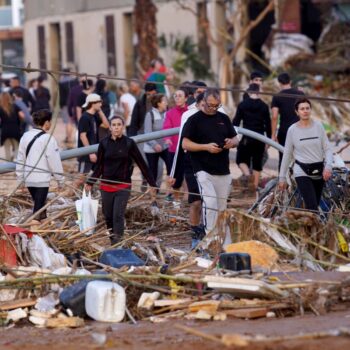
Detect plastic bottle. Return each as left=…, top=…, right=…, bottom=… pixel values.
left=85, top=281, right=126, bottom=322
left=59, top=280, right=90, bottom=317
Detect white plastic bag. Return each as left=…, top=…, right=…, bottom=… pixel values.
left=75, top=189, right=98, bottom=236
left=28, top=235, right=67, bottom=270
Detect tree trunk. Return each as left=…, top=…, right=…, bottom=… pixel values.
left=134, top=0, right=158, bottom=76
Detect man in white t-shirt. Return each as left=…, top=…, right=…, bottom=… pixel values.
left=119, top=83, right=136, bottom=128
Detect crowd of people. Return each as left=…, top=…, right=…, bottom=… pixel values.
left=1, top=60, right=334, bottom=250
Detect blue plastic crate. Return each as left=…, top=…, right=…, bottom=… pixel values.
left=99, top=249, right=145, bottom=268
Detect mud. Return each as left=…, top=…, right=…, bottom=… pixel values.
left=1, top=309, right=350, bottom=349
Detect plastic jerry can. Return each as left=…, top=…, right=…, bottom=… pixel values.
left=219, top=253, right=251, bottom=272
left=59, top=280, right=90, bottom=317
left=85, top=281, right=126, bottom=322
left=99, top=249, right=145, bottom=268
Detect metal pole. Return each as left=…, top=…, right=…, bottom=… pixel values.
left=0, top=127, right=283, bottom=174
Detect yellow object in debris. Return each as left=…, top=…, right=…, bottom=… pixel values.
left=169, top=280, right=181, bottom=300
left=225, top=240, right=279, bottom=269
left=336, top=231, right=349, bottom=253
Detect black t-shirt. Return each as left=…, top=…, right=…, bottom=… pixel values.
left=77, top=92, right=87, bottom=109
left=233, top=97, right=271, bottom=138
left=0, top=105, right=22, bottom=144
left=271, top=88, right=304, bottom=133
left=182, top=110, right=237, bottom=175
left=77, top=112, right=101, bottom=161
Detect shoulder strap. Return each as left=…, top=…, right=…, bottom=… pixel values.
left=26, top=131, right=46, bottom=158
left=150, top=110, right=155, bottom=126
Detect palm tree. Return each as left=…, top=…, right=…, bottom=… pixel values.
left=134, top=0, right=159, bottom=76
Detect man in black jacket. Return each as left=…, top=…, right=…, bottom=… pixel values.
left=128, top=83, right=157, bottom=137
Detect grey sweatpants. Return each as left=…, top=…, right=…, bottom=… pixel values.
left=101, top=189, right=130, bottom=244
left=195, top=171, right=232, bottom=248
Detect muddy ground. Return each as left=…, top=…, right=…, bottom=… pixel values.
left=1, top=309, right=350, bottom=350
left=2, top=118, right=350, bottom=349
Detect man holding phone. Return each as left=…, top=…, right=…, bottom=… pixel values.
left=182, top=88, right=239, bottom=246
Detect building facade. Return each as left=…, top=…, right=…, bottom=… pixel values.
left=23, top=0, right=225, bottom=83
left=0, top=0, right=24, bottom=80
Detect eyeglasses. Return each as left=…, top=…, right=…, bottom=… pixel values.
left=205, top=100, right=221, bottom=109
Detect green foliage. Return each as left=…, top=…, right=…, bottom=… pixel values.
left=159, top=34, right=213, bottom=80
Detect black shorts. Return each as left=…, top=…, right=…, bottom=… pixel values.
left=184, top=164, right=201, bottom=204
left=236, top=138, right=265, bottom=172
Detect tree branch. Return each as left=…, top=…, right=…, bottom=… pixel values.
left=229, top=0, right=274, bottom=61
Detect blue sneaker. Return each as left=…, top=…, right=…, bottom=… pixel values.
left=191, top=238, right=200, bottom=250
left=165, top=193, right=174, bottom=201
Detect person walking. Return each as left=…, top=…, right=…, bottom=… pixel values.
left=59, top=68, right=79, bottom=145
left=242, top=71, right=263, bottom=101
left=128, top=83, right=157, bottom=137
left=0, top=92, right=25, bottom=161
left=32, top=76, right=51, bottom=112
left=13, top=88, right=33, bottom=133
left=271, top=72, right=304, bottom=169
left=94, top=79, right=111, bottom=140
left=169, top=92, right=206, bottom=248
left=76, top=79, right=94, bottom=121
left=163, top=88, right=188, bottom=194
left=182, top=88, right=239, bottom=246
left=85, top=116, right=157, bottom=245
left=77, top=93, right=110, bottom=175
left=9, top=76, right=35, bottom=112
left=118, top=83, right=136, bottom=132
left=278, top=98, right=332, bottom=212
left=128, top=83, right=159, bottom=191
left=143, top=94, right=172, bottom=187
left=233, top=83, right=271, bottom=191
left=16, top=109, right=64, bottom=223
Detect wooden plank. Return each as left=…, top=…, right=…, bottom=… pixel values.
left=46, top=317, right=84, bottom=328
left=188, top=300, right=220, bottom=313
left=225, top=307, right=268, bottom=319
left=203, top=276, right=287, bottom=299
left=154, top=299, right=192, bottom=307
left=0, top=298, right=37, bottom=311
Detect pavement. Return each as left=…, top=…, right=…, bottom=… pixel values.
left=1, top=116, right=350, bottom=195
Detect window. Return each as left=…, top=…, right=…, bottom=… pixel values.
left=65, top=21, right=74, bottom=63
left=105, top=15, right=117, bottom=76
left=37, top=25, right=47, bottom=71
left=0, top=6, right=12, bottom=27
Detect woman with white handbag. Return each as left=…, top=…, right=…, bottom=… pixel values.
left=85, top=116, right=157, bottom=245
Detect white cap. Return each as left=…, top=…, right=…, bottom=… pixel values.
left=82, top=93, right=102, bottom=108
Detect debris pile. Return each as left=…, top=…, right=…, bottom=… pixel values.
left=1, top=188, right=350, bottom=328
left=285, top=21, right=350, bottom=76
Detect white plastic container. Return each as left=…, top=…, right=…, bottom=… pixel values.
left=85, top=281, right=126, bottom=322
